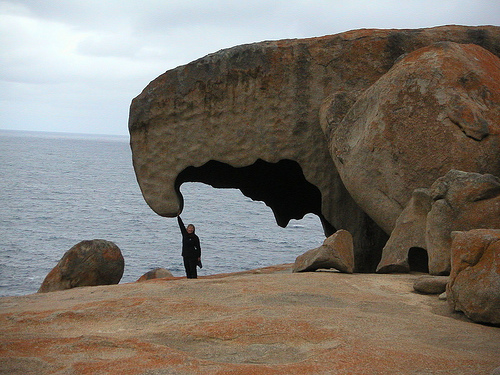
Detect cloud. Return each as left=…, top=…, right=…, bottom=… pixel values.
left=0, top=0, right=499, bottom=135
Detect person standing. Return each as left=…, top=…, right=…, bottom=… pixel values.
left=177, top=216, right=201, bottom=279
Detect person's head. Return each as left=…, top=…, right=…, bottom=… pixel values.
left=187, top=224, right=195, bottom=234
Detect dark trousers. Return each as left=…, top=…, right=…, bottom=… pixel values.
left=183, top=257, right=198, bottom=279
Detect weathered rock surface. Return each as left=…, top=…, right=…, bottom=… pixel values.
left=426, top=170, right=500, bottom=275
left=129, top=25, right=500, bottom=272
left=377, top=188, right=432, bottom=273
left=137, top=267, right=174, bottom=282
left=447, top=229, right=500, bottom=325
left=413, top=275, right=449, bottom=294
left=293, top=229, right=354, bottom=273
left=378, top=170, right=500, bottom=275
left=2, top=266, right=499, bottom=374
left=38, top=240, right=124, bottom=293
left=323, top=41, right=500, bottom=235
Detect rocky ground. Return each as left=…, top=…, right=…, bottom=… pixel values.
left=1, top=264, right=499, bottom=375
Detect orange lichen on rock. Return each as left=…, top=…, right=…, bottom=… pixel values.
left=1, top=266, right=499, bottom=374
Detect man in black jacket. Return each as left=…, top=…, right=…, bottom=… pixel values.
left=177, top=216, right=201, bottom=278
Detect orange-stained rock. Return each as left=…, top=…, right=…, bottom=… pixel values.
left=1, top=266, right=499, bottom=374
left=379, top=170, right=500, bottom=275
left=136, top=267, right=174, bottom=282
left=323, top=41, right=500, bottom=235
left=38, top=239, right=124, bottom=293
left=129, top=25, right=500, bottom=272
left=447, top=229, right=500, bottom=325
left=293, top=229, right=354, bottom=273
left=426, top=170, right=500, bottom=275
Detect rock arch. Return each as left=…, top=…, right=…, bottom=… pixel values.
left=175, top=159, right=336, bottom=235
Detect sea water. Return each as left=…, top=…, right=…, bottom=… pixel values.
left=0, top=130, right=325, bottom=296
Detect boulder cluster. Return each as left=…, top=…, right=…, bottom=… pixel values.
left=128, top=26, right=500, bottom=324
left=378, top=170, right=500, bottom=275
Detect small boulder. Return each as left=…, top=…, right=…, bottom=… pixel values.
left=413, top=275, right=449, bottom=294
left=137, top=268, right=174, bottom=282
left=447, top=229, right=500, bottom=325
left=293, top=230, right=354, bottom=273
left=38, top=239, right=124, bottom=293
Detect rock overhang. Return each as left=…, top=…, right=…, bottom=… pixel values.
left=129, top=25, right=500, bottom=271
left=174, top=159, right=334, bottom=234
left=128, top=36, right=344, bottom=226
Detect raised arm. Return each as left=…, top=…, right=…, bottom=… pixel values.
left=177, top=216, right=187, bottom=236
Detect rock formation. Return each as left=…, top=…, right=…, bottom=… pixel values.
left=129, top=25, right=500, bottom=271
left=322, top=41, right=500, bottom=235
left=376, top=188, right=432, bottom=273
left=137, top=267, right=174, bottom=282
left=378, top=170, right=500, bottom=275
left=3, top=267, right=500, bottom=374
left=426, top=170, right=500, bottom=274
left=38, top=240, right=124, bottom=293
left=293, top=229, right=354, bottom=273
left=447, top=229, right=500, bottom=325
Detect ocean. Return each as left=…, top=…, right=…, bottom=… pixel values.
left=0, top=130, right=325, bottom=297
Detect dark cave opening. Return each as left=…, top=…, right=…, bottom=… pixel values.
left=175, top=159, right=335, bottom=237
left=408, top=247, right=429, bottom=273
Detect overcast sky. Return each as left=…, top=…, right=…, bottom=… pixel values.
left=1, top=1, right=499, bottom=136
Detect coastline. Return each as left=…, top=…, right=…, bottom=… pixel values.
left=1, top=264, right=499, bottom=374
